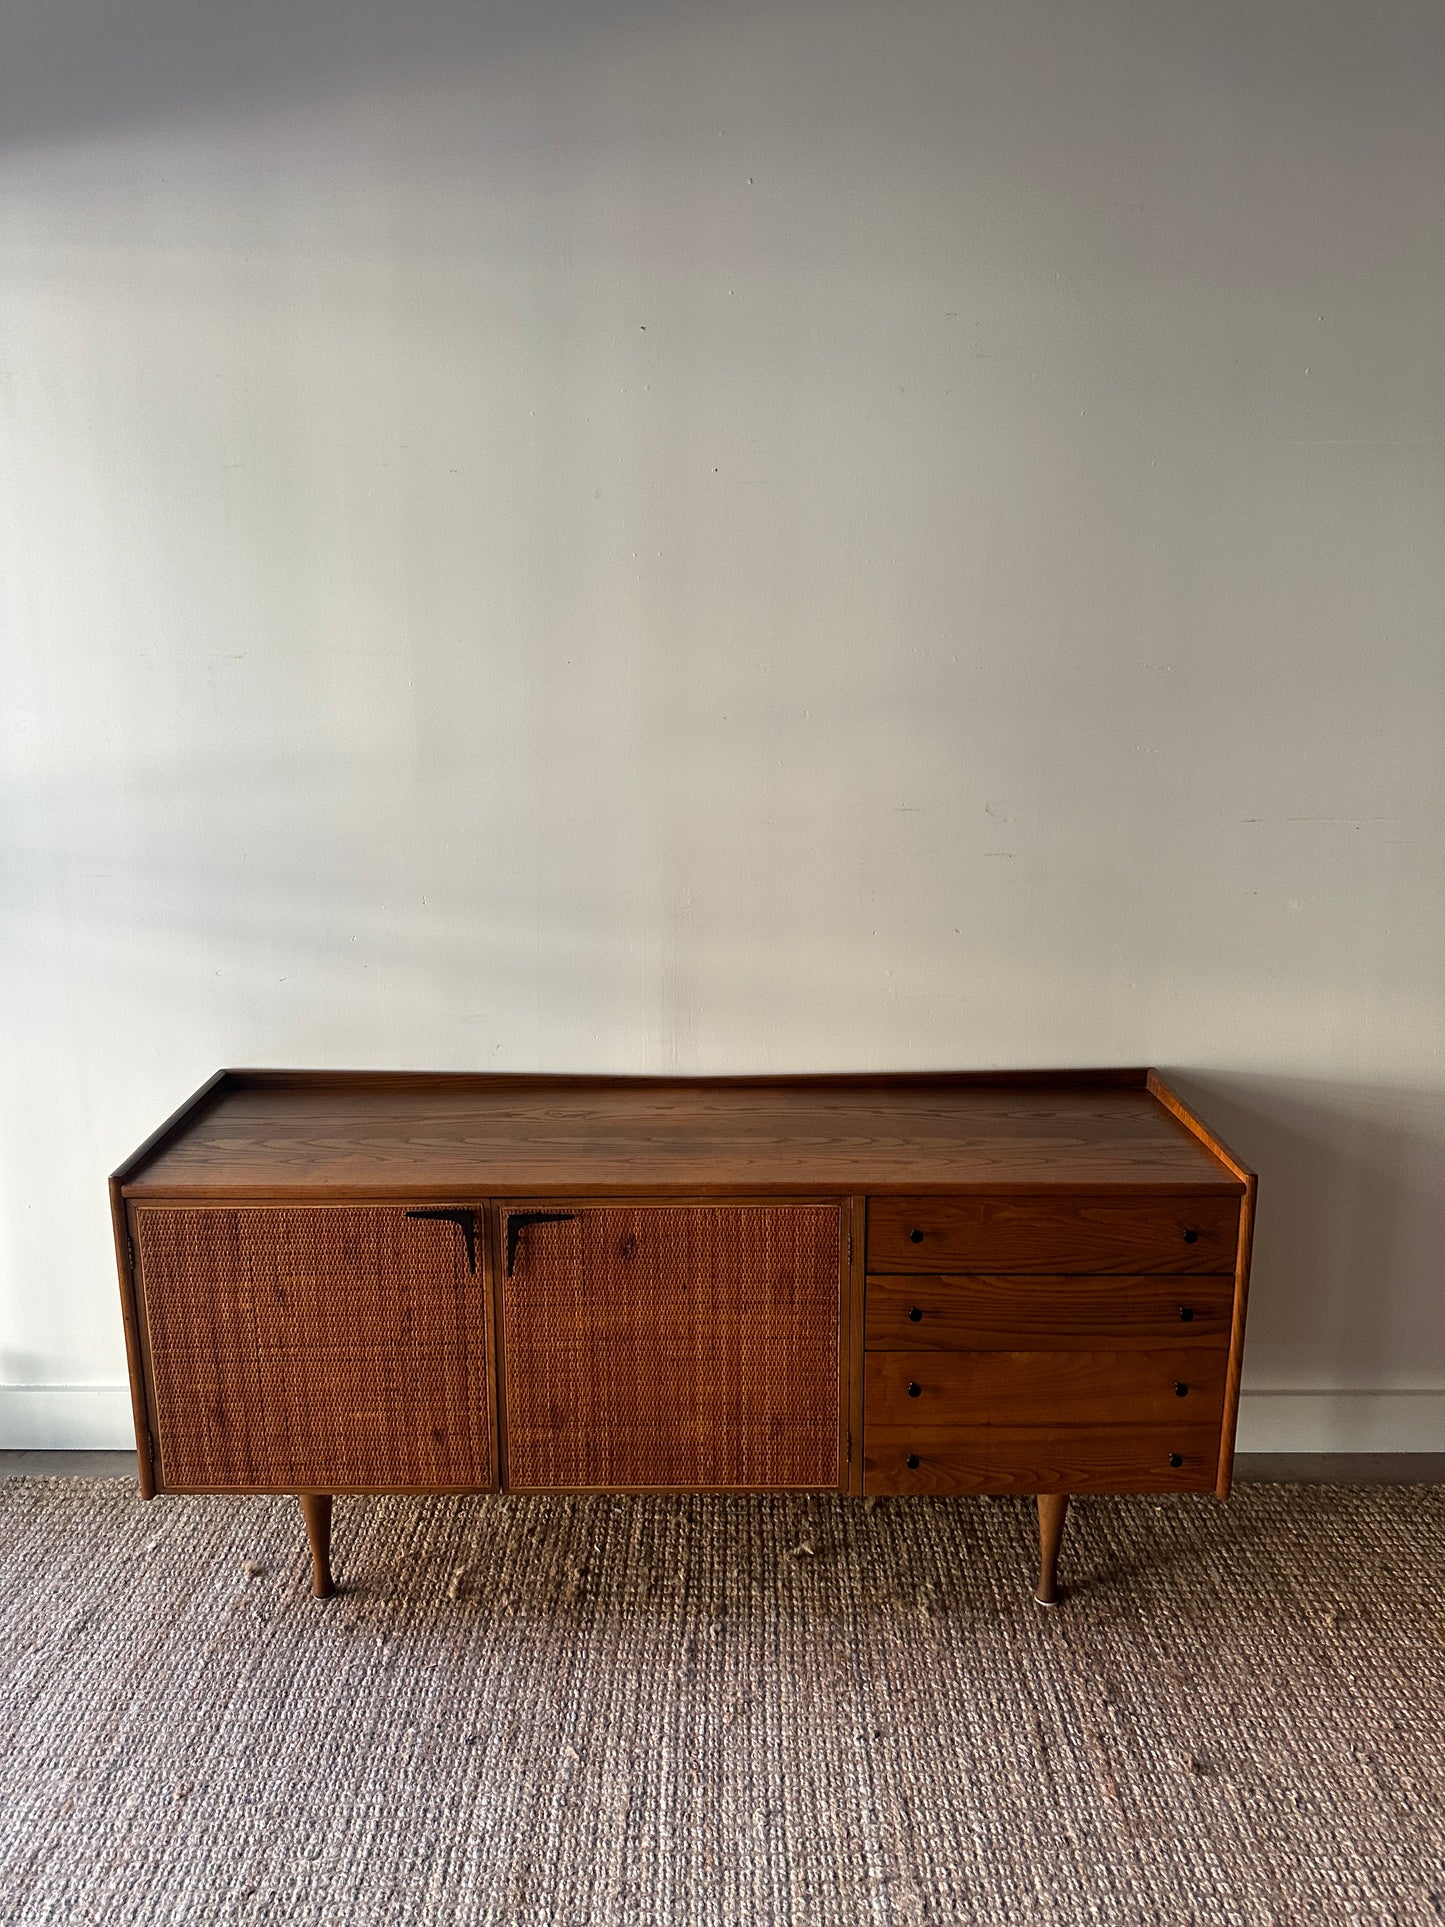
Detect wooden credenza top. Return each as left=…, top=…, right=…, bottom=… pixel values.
left=118, top=1069, right=1247, bottom=1199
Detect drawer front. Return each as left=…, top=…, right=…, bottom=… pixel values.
left=863, top=1428, right=1220, bottom=1495
left=866, top=1348, right=1227, bottom=1432
left=867, top=1194, right=1239, bottom=1274
left=866, top=1273, right=1234, bottom=1350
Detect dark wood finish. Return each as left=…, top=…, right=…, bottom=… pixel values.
left=1036, top=1494, right=1069, bottom=1606
left=498, top=1203, right=843, bottom=1491
left=111, top=1069, right=1254, bottom=1604
left=477, top=1202, right=504, bottom=1503
left=299, top=1493, right=334, bottom=1599
left=109, top=1068, right=233, bottom=1187
left=131, top=1205, right=493, bottom=1492
left=863, top=1428, right=1220, bottom=1494
left=1219, top=1174, right=1257, bottom=1496
left=1146, top=1074, right=1258, bottom=1497
left=846, top=1196, right=866, bottom=1496
left=866, top=1348, right=1227, bottom=1434
left=109, top=1069, right=231, bottom=1500
left=119, top=1071, right=1240, bottom=1200
left=866, top=1273, right=1235, bottom=1350
left=867, top=1194, right=1240, bottom=1274
left=109, top=1177, right=156, bottom=1499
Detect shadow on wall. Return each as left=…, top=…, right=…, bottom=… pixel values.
left=0, top=0, right=720, bottom=155
left=1160, top=1069, right=1445, bottom=1395
left=6, top=737, right=1444, bottom=1396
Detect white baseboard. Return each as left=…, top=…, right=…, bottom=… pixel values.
left=1235, top=1389, right=1445, bottom=1455
left=2, top=1383, right=1443, bottom=1455
left=0, top=1385, right=136, bottom=1450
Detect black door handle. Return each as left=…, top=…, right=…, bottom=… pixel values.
left=406, top=1208, right=478, bottom=1274
left=505, top=1211, right=578, bottom=1276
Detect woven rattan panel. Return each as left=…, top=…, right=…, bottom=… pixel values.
left=135, top=1207, right=491, bottom=1491
left=500, top=1205, right=842, bottom=1490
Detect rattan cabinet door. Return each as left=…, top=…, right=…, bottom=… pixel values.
left=133, top=1206, right=492, bottom=1492
left=500, top=1204, right=843, bottom=1490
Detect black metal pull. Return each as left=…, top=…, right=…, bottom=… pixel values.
left=908, top=1306, right=923, bottom=1322
left=908, top=1228, right=925, bottom=1244
left=1179, top=1306, right=1195, bottom=1322
left=907, top=1381, right=922, bottom=1398
left=505, top=1210, right=578, bottom=1276
left=406, top=1208, right=477, bottom=1274
left=906, top=1454, right=920, bottom=1469
left=1183, top=1228, right=1199, bottom=1244
left=1168, top=1452, right=1184, bottom=1468
left=1174, top=1382, right=1189, bottom=1397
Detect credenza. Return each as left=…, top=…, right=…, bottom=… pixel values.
left=111, top=1069, right=1255, bottom=1605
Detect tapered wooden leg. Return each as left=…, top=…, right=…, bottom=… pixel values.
left=1035, top=1493, right=1070, bottom=1606
left=299, top=1494, right=334, bottom=1599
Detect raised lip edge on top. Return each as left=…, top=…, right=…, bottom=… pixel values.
left=114, top=1064, right=1248, bottom=1194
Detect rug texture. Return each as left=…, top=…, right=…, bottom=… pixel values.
left=0, top=1480, right=1441, bottom=1926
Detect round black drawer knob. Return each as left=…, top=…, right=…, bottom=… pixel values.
left=1169, top=1452, right=1184, bottom=1468
left=1179, top=1306, right=1195, bottom=1322
left=906, top=1454, right=920, bottom=1470
left=907, top=1381, right=922, bottom=1398
left=908, top=1228, right=925, bottom=1244
left=908, top=1306, right=923, bottom=1322
left=1183, top=1228, right=1199, bottom=1244
left=1174, top=1382, right=1189, bottom=1397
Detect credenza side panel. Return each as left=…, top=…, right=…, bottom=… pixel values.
left=131, top=1204, right=494, bottom=1492
left=498, top=1202, right=845, bottom=1492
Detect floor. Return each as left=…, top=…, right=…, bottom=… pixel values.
left=0, top=1473, right=1440, bottom=1925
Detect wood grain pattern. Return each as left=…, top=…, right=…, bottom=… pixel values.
left=109, top=1176, right=156, bottom=1498
left=866, top=1348, right=1227, bottom=1432
left=1218, top=1172, right=1257, bottom=1497
left=110, top=1068, right=233, bottom=1500
left=865, top=1273, right=1235, bottom=1350
left=846, top=1197, right=866, bottom=1496
left=863, top=1428, right=1220, bottom=1494
left=1035, top=1494, right=1070, bottom=1605
left=500, top=1203, right=843, bottom=1492
left=111, top=1070, right=1254, bottom=1544
left=119, top=1072, right=1242, bottom=1199
left=1146, top=1074, right=1259, bottom=1499
left=133, top=1205, right=494, bottom=1492
left=299, top=1493, right=334, bottom=1599
left=867, top=1194, right=1240, bottom=1274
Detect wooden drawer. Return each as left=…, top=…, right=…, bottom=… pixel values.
left=866, top=1194, right=1239, bottom=1274
left=866, top=1273, right=1235, bottom=1350
left=863, top=1428, right=1221, bottom=1495
left=866, top=1348, right=1227, bottom=1432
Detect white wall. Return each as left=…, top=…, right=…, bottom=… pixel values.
left=2, top=0, right=1442, bottom=1451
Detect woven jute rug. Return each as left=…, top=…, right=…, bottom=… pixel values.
left=0, top=1481, right=1440, bottom=1926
